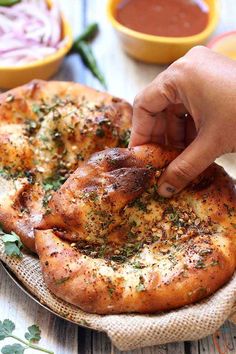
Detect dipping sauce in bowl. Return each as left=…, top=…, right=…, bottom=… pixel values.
left=108, top=0, right=219, bottom=64
left=115, top=0, right=209, bottom=38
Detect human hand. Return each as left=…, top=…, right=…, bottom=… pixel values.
left=130, top=46, right=236, bottom=197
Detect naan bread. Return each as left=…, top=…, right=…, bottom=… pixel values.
left=0, top=80, right=131, bottom=251
left=35, top=144, right=236, bottom=314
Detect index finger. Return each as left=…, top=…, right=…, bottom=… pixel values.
left=129, top=71, right=178, bottom=147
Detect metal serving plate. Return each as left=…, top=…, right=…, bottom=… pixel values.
left=0, top=261, right=91, bottom=329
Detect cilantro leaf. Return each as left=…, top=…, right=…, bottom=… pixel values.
left=2, top=319, right=15, bottom=335
left=2, top=233, right=21, bottom=244
left=32, top=104, right=41, bottom=115
left=1, top=343, right=25, bottom=354
left=0, top=327, right=5, bottom=341
left=0, top=320, right=53, bottom=353
left=0, top=319, right=15, bottom=340
left=24, top=325, right=41, bottom=343
left=0, top=323, right=6, bottom=341
left=0, top=229, right=23, bottom=258
left=4, top=243, right=22, bottom=257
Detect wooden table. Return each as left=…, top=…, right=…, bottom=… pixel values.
left=1, top=0, right=236, bottom=353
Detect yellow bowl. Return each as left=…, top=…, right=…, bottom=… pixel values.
left=107, top=0, right=220, bottom=64
left=0, top=7, right=73, bottom=89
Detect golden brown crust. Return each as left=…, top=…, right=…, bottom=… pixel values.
left=35, top=145, right=236, bottom=314
left=2, top=80, right=236, bottom=314
left=0, top=80, right=131, bottom=251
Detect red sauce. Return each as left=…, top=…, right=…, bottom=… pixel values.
left=115, top=0, right=209, bottom=37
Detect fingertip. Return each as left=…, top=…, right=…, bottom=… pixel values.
left=157, top=182, right=177, bottom=198
left=129, top=131, right=150, bottom=148
left=128, top=135, right=136, bottom=148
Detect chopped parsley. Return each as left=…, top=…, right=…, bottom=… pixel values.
left=32, top=103, right=41, bottom=115
left=210, top=260, right=219, bottom=267
left=43, top=175, right=67, bottom=192
left=108, top=286, right=115, bottom=296
left=130, top=198, right=147, bottom=212
left=119, top=129, right=130, bottom=148
left=25, top=119, right=39, bottom=135
left=132, top=261, right=145, bottom=269
left=195, top=259, right=206, bottom=269
left=42, top=194, right=52, bottom=208
left=55, top=277, right=70, bottom=285
left=199, top=249, right=212, bottom=256
left=39, top=135, right=49, bottom=142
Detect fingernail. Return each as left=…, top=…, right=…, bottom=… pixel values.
left=158, top=183, right=176, bottom=198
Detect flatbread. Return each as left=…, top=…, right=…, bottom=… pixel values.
left=0, top=80, right=131, bottom=251
left=35, top=144, right=236, bottom=314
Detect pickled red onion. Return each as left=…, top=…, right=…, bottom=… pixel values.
left=0, top=0, right=66, bottom=66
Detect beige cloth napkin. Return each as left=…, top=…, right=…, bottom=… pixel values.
left=1, top=153, right=236, bottom=351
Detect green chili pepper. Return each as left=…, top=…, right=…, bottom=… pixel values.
left=0, top=0, right=21, bottom=6
left=69, top=23, right=107, bottom=88
left=74, top=40, right=107, bottom=89
left=73, top=23, right=99, bottom=46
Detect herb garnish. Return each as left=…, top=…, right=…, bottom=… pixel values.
left=195, top=259, right=206, bottom=269
left=42, top=194, right=52, bottom=208
left=43, top=175, right=66, bottom=192
left=25, top=120, right=38, bottom=135
left=55, top=277, right=70, bottom=285
left=135, top=276, right=146, bottom=292
left=32, top=103, right=41, bottom=115
left=165, top=206, right=179, bottom=224
left=164, top=206, right=187, bottom=227
left=0, top=228, right=23, bottom=258
left=132, top=261, right=145, bottom=269
left=119, top=129, right=130, bottom=148
left=210, top=260, right=219, bottom=267
left=108, top=286, right=115, bottom=296
left=39, top=135, right=49, bottom=143
left=130, top=198, right=147, bottom=212
left=110, top=242, right=143, bottom=263
left=0, top=168, right=32, bottom=182
left=199, top=249, right=212, bottom=256
left=42, top=174, right=67, bottom=211
left=0, top=319, right=54, bottom=353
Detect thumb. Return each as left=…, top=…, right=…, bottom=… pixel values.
left=157, top=133, right=219, bottom=197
